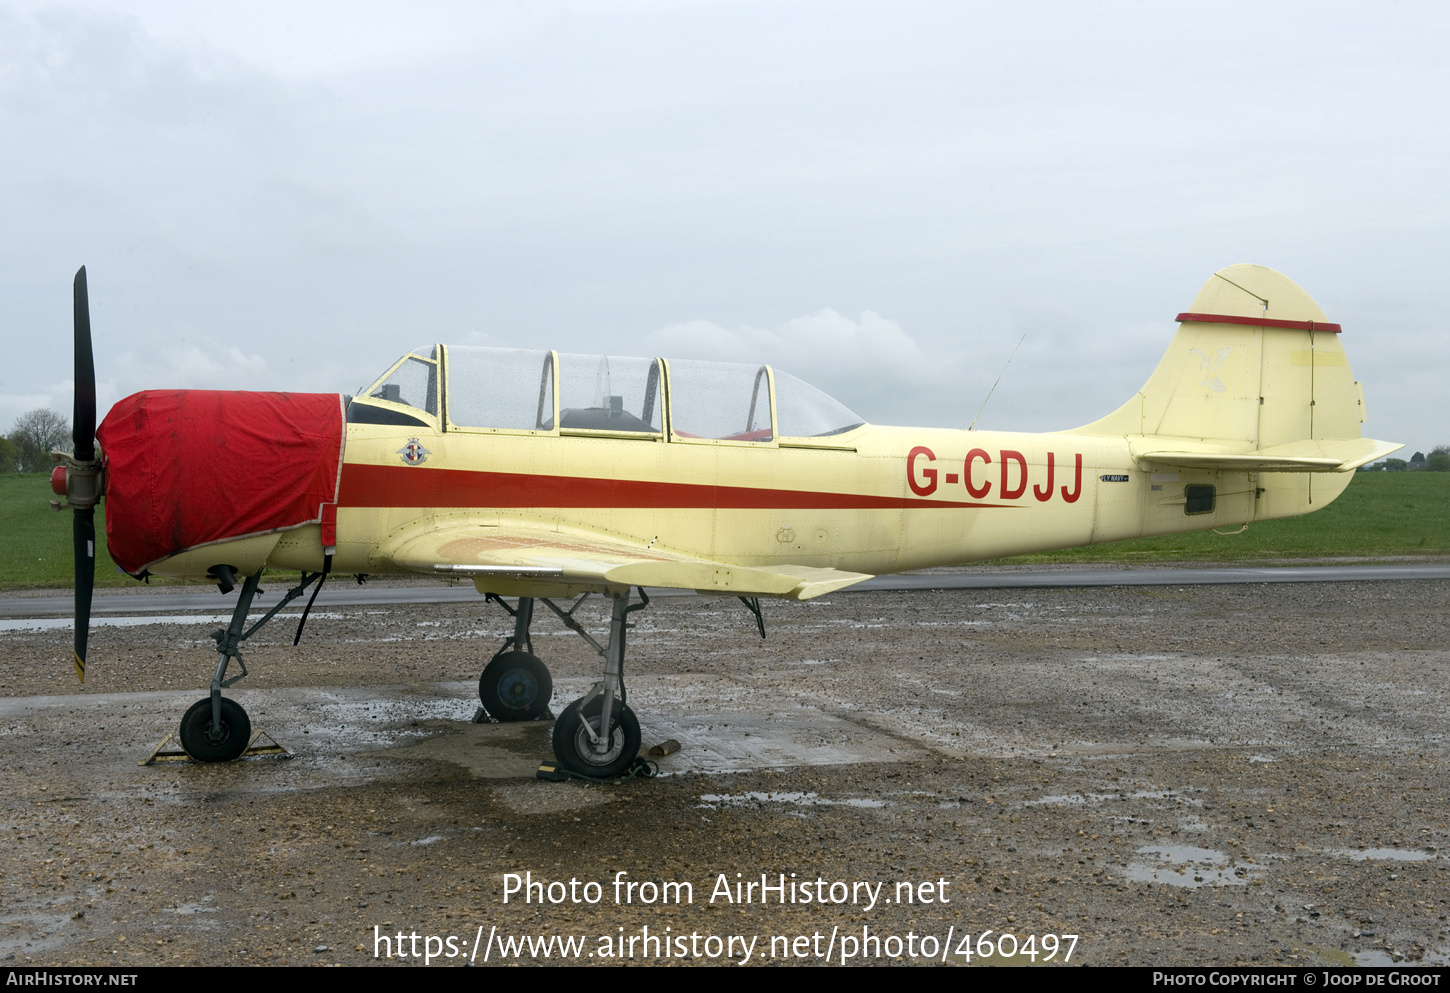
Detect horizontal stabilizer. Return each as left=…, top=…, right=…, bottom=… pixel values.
left=1139, top=437, right=1403, bottom=473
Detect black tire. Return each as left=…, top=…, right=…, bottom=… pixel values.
left=551, top=696, right=641, bottom=778
left=479, top=651, right=552, bottom=721
left=179, top=697, right=252, bottom=762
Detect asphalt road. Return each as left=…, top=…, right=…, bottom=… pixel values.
left=4, top=563, right=1450, bottom=618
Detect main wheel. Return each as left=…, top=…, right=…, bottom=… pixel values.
left=551, top=696, right=641, bottom=778
left=479, top=651, right=552, bottom=721
left=179, top=697, right=252, bottom=762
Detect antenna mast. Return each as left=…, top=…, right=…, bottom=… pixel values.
left=968, top=334, right=1026, bottom=431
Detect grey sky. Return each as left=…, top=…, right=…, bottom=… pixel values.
left=2, top=1, right=1445, bottom=454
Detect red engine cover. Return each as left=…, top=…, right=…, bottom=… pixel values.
left=96, top=391, right=345, bottom=575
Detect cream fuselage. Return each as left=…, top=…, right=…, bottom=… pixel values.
left=152, top=418, right=1336, bottom=591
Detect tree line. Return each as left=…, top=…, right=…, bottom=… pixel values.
left=1, top=409, right=71, bottom=473
left=1381, top=446, right=1450, bottom=472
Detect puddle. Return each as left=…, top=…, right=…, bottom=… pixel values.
left=1327, top=848, right=1437, bottom=862
left=1076, top=654, right=1178, bottom=662
left=0, top=675, right=939, bottom=785
left=162, top=899, right=218, bottom=915
left=653, top=713, right=926, bottom=772
left=0, top=613, right=338, bottom=632
left=380, top=725, right=546, bottom=780
left=1351, top=948, right=1450, bottom=966
left=0, top=910, right=76, bottom=958
left=1026, top=789, right=1186, bottom=807
left=1135, top=844, right=1226, bottom=864
left=697, top=791, right=886, bottom=809
left=1029, top=792, right=1116, bottom=806
left=299, top=692, right=482, bottom=750
left=1122, top=844, right=1255, bottom=888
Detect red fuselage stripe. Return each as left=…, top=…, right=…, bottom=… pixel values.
left=1175, top=312, right=1343, bottom=334
left=338, top=462, right=1015, bottom=511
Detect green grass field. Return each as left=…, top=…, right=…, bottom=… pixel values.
left=994, top=470, right=1450, bottom=565
left=1, top=471, right=1446, bottom=590
left=0, top=473, right=133, bottom=589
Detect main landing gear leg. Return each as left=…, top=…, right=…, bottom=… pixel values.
left=551, top=588, right=646, bottom=778
left=478, top=596, right=552, bottom=721
left=178, top=567, right=326, bottom=762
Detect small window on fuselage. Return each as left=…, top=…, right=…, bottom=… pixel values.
left=1185, top=484, right=1216, bottom=515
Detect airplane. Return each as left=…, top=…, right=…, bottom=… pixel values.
left=49, top=263, right=1401, bottom=778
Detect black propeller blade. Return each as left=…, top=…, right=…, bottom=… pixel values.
left=73, top=266, right=96, bottom=682
left=73, top=504, right=94, bottom=681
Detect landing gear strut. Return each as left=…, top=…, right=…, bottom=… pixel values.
left=549, top=589, right=647, bottom=778
left=177, top=567, right=326, bottom=762
left=483, top=588, right=649, bottom=776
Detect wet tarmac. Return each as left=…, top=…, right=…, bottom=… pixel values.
left=0, top=579, right=1448, bottom=967
left=5, top=562, right=1450, bottom=618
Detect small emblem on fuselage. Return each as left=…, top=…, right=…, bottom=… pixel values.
left=397, top=438, right=431, bottom=466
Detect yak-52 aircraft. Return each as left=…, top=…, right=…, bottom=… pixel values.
left=51, top=264, right=1399, bottom=776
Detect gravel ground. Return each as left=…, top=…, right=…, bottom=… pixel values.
left=0, top=580, right=1447, bottom=967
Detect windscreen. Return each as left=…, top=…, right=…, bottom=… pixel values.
left=361, top=348, right=438, bottom=416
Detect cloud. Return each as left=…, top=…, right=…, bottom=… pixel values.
left=649, top=308, right=952, bottom=424
left=112, top=337, right=272, bottom=395
left=0, top=393, right=59, bottom=434
left=0, top=5, right=283, bottom=128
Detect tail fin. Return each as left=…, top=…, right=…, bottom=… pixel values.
left=1071, top=264, right=1400, bottom=516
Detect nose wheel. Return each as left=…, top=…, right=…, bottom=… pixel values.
left=179, top=697, right=251, bottom=762
left=479, top=650, right=553, bottom=721
left=176, top=567, right=318, bottom=763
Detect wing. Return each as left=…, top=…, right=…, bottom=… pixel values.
left=377, top=519, right=872, bottom=600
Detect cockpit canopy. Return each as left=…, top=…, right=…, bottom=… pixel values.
left=350, top=346, right=865, bottom=441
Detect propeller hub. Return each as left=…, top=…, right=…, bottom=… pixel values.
left=48, top=456, right=103, bottom=510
